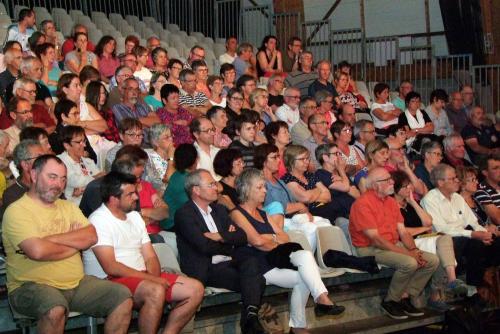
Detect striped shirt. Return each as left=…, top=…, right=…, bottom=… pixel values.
left=179, top=91, right=209, bottom=107
left=473, top=181, right=500, bottom=224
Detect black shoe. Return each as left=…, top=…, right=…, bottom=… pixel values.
left=241, top=315, right=265, bottom=334
left=399, top=298, right=424, bottom=317
left=314, top=303, right=345, bottom=317
left=381, top=300, right=408, bottom=320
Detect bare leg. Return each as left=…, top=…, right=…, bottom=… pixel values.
left=104, top=298, right=133, bottom=334
left=445, top=266, right=457, bottom=282
left=134, top=280, right=166, bottom=334
left=37, top=306, right=66, bottom=334
left=316, top=293, right=333, bottom=305
left=162, top=276, right=204, bottom=334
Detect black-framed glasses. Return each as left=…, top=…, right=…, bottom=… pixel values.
left=125, top=132, right=144, bottom=138
left=199, top=128, right=216, bottom=133
left=295, top=156, right=311, bottom=161
left=312, top=121, right=328, bottom=126
left=375, top=177, right=393, bottom=183
left=327, top=151, right=342, bottom=156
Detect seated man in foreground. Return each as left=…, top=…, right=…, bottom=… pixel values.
left=350, top=167, right=439, bottom=320
left=83, top=171, right=204, bottom=334
left=175, top=169, right=265, bottom=334
left=2, top=155, right=133, bottom=334
left=421, top=163, right=500, bottom=295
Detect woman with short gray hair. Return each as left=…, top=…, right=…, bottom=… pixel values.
left=232, top=168, right=345, bottom=332
left=144, top=123, right=175, bottom=194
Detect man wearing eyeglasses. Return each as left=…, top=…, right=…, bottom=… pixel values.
left=112, top=77, right=159, bottom=145
left=353, top=120, right=376, bottom=164
left=4, top=97, right=33, bottom=155
left=291, top=96, right=316, bottom=145
left=276, top=87, right=301, bottom=129
left=105, top=118, right=144, bottom=172
left=0, top=139, right=44, bottom=219
left=184, top=45, right=205, bottom=70
left=350, top=167, right=439, bottom=320
left=191, top=117, right=220, bottom=180
left=304, top=113, right=330, bottom=170
left=421, top=163, right=500, bottom=292
left=12, top=77, right=55, bottom=134
left=175, top=169, right=266, bottom=334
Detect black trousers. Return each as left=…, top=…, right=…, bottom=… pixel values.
left=205, top=256, right=265, bottom=314
left=453, top=236, right=500, bottom=286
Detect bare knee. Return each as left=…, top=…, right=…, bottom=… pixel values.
left=137, top=281, right=166, bottom=306
left=189, top=279, right=205, bottom=302
left=42, top=305, right=66, bottom=324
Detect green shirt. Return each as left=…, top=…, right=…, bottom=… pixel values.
left=162, top=171, right=189, bottom=230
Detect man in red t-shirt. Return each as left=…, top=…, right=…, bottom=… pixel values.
left=349, top=167, right=438, bottom=320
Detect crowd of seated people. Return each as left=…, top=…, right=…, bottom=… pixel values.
left=0, top=8, right=499, bottom=334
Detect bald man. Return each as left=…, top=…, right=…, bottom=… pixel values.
left=350, top=167, right=438, bottom=320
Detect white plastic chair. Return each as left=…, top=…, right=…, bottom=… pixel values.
left=152, top=243, right=181, bottom=273
left=167, top=47, right=180, bottom=59
left=167, top=23, right=180, bottom=32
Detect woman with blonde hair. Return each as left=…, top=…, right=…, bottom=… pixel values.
left=249, top=88, right=277, bottom=125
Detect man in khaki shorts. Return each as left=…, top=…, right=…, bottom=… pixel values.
left=2, top=155, right=133, bottom=334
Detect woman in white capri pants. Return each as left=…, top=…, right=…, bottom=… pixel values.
left=231, top=168, right=345, bottom=334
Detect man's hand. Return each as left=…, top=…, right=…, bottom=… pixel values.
left=204, top=232, right=223, bottom=242
left=408, top=249, right=427, bottom=268
left=472, top=231, right=494, bottom=245
left=228, top=225, right=236, bottom=232
left=153, top=276, right=171, bottom=289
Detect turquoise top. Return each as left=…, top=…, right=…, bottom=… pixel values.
left=162, top=171, right=189, bottom=230
left=144, top=95, right=163, bottom=111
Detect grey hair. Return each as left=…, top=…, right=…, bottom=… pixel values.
left=179, top=69, right=195, bottom=82
left=149, top=123, right=171, bottom=148
left=235, top=168, right=264, bottom=204
left=184, top=169, right=210, bottom=198
left=315, top=143, right=337, bottom=166
left=314, top=90, right=333, bottom=105
left=110, top=159, right=136, bottom=175
left=283, top=87, right=299, bottom=97
left=442, top=133, right=463, bottom=152
left=13, top=77, right=36, bottom=95
left=421, top=141, right=442, bottom=158
left=13, top=139, right=40, bottom=172
left=20, top=56, right=40, bottom=75
left=353, top=119, right=373, bottom=139
left=430, top=163, right=454, bottom=187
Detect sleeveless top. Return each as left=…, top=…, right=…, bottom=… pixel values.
left=233, top=206, right=275, bottom=274
left=256, top=50, right=278, bottom=78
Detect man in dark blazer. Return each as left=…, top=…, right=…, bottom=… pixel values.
left=175, top=169, right=265, bottom=334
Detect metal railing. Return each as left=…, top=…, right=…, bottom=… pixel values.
left=473, top=65, right=500, bottom=115
left=302, top=19, right=331, bottom=62
left=272, top=11, right=301, bottom=53
left=241, top=5, right=272, bottom=47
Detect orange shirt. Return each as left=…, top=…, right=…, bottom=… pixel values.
left=349, top=190, right=403, bottom=247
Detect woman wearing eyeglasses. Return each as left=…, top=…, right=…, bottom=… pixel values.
left=213, top=148, right=245, bottom=211
left=330, top=120, right=364, bottom=177
left=57, top=125, right=104, bottom=206
left=232, top=168, right=345, bottom=334
left=250, top=88, right=277, bottom=125
left=392, top=170, right=466, bottom=311
left=456, top=166, right=488, bottom=225
left=354, top=139, right=390, bottom=193
left=281, top=144, right=353, bottom=228
left=157, top=84, right=194, bottom=147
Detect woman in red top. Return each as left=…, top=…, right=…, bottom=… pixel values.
left=95, top=36, right=120, bottom=83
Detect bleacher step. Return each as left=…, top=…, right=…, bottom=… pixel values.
left=193, top=278, right=395, bottom=333
left=310, top=312, right=444, bottom=334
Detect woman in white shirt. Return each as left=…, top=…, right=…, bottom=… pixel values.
left=370, top=82, right=402, bottom=137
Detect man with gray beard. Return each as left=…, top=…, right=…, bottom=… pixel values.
left=4, top=97, right=33, bottom=154
left=111, top=77, right=159, bottom=145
